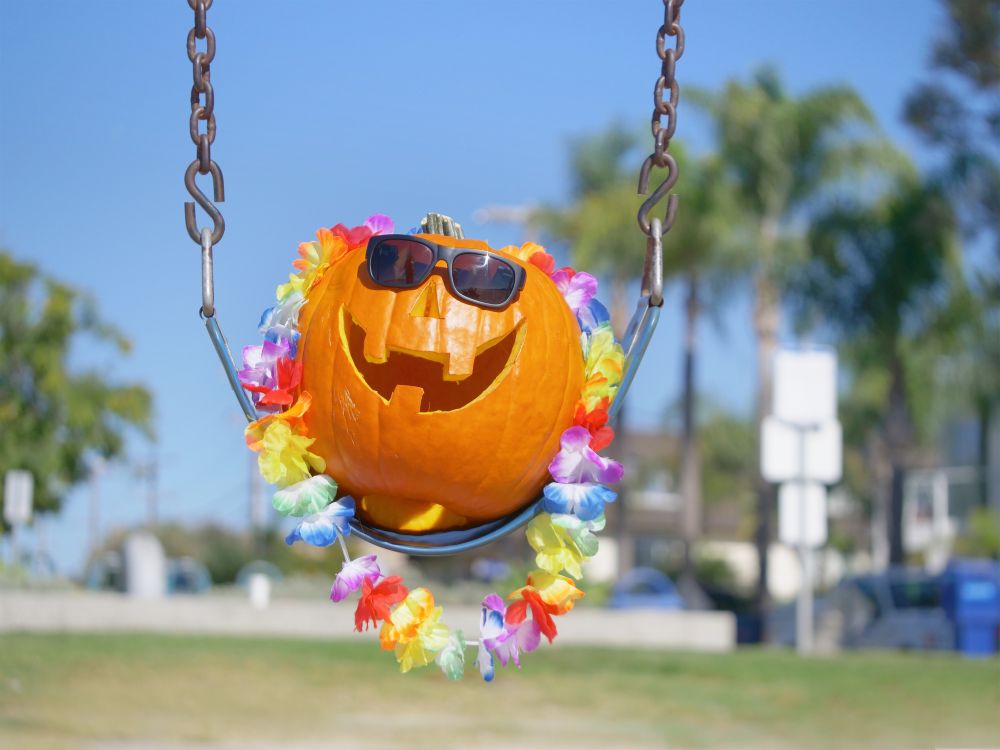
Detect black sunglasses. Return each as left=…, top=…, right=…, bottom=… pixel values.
left=365, top=234, right=527, bottom=309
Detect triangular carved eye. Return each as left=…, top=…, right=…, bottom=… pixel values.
left=408, top=279, right=445, bottom=319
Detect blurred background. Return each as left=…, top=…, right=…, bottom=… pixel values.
left=1, top=2, right=998, bottom=749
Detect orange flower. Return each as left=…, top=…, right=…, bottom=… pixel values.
left=245, top=392, right=312, bottom=452
left=500, top=241, right=556, bottom=276
left=510, top=570, right=585, bottom=615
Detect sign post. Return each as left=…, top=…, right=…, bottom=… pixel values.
left=761, top=349, right=842, bottom=655
left=4, top=470, right=34, bottom=568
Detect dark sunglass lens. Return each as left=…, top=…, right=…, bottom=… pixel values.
left=370, top=240, right=434, bottom=286
left=451, top=252, right=517, bottom=305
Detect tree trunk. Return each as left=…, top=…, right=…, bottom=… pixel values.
left=753, top=218, right=781, bottom=616
left=680, top=271, right=702, bottom=581
left=885, top=352, right=912, bottom=566
left=977, top=397, right=992, bottom=508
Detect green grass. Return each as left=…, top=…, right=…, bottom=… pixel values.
left=0, top=633, right=997, bottom=750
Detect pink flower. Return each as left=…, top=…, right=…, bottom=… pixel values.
left=548, top=426, right=624, bottom=485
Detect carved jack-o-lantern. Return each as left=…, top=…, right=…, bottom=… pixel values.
left=296, top=232, right=585, bottom=533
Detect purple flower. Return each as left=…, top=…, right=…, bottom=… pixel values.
left=487, top=618, right=541, bottom=669
left=542, top=481, right=617, bottom=521
left=330, top=554, right=380, bottom=602
left=239, top=338, right=294, bottom=396
left=477, top=594, right=506, bottom=682
left=476, top=593, right=541, bottom=680
left=548, top=426, right=624, bottom=485
left=364, top=214, right=394, bottom=235
left=551, top=269, right=598, bottom=316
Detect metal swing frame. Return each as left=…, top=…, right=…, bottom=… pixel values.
left=202, top=220, right=665, bottom=556
left=185, top=0, right=684, bottom=556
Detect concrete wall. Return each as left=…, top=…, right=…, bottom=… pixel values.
left=0, top=591, right=736, bottom=652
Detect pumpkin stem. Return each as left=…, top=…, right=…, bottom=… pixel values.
left=420, top=212, right=465, bottom=239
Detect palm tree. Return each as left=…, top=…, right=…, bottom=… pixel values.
left=538, top=127, right=745, bottom=585
left=660, top=151, right=745, bottom=587
left=792, top=176, right=962, bottom=564
left=690, top=67, right=898, bottom=609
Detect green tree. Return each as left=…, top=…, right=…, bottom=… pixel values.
left=905, top=0, right=1000, bottom=505
left=690, top=67, right=898, bottom=607
left=0, top=252, right=153, bottom=528
left=905, top=0, right=1000, bottom=252
left=538, top=126, right=746, bottom=583
left=790, top=176, right=963, bottom=564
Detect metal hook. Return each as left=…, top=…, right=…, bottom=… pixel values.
left=642, top=217, right=665, bottom=307
left=200, top=227, right=215, bottom=318
left=184, top=159, right=225, bottom=244
left=636, top=152, right=679, bottom=235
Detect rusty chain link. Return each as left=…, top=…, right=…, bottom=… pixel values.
left=636, top=0, right=684, bottom=306
left=184, top=0, right=225, bottom=316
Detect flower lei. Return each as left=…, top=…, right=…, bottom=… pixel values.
left=239, top=215, right=626, bottom=681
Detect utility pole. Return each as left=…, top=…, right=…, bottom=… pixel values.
left=145, top=454, right=159, bottom=527
left=249, top=451, right=264, bottom=555
left=88, top=458, right=105, bottom=557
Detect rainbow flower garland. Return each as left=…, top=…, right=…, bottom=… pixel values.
left=239, top=216, right=626, bottom=681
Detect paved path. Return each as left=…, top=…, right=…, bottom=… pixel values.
left=0, top=590, right=735, bottom=651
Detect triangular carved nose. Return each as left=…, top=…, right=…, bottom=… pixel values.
left=408, top=279, right=444, bottom=319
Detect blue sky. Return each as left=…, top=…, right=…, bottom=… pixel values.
left=0, top=1, right=941, bottom=573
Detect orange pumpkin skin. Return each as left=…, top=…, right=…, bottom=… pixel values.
left=296, top=234, right=584, bottom=533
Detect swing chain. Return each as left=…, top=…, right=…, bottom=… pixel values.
left=184, top=0, right=225, bottom=306
left=636, top=0, right=684, bottom=307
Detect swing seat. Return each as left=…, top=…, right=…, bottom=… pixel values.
left=206, top=294, right=659, bottom=556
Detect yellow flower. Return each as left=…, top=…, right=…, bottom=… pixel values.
left=584, top=326, right=624, bottom=387
left=378, top=588, right=451, bottom=672
left=276, top=272, right=306, bottom=302
left=255, top=419, right=325, bottom=487
left=526, top=514, right=587, bottom=578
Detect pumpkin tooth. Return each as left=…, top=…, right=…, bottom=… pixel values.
left=362, top=325, right=388, bottom=364
left=445, top=347, right=476, bottom=380
left=389, top=384, right=424, bottom=412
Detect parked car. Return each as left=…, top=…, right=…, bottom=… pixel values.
left=769, top=568, right=954, bottom=651
left=609, top=567, right=685, bottom=610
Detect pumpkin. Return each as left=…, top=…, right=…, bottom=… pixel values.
left=295, top=232, right=585, bottom=533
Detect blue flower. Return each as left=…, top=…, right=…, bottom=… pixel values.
left=577, top=297, right=610, bottom=335
left=285, top=497, right=355, bottom=547
left=542, top=482, right=616, bottom=521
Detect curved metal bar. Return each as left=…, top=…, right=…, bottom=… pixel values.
left=609, top=299, right=661, bottom=423
left=348, top=501, right=544, bottom=557
left=203, top=313, right=259, bottom=423
left=201, top=264, right=660, bottom=555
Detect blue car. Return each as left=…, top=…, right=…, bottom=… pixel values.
left=609, top=567, right=686, bottom=610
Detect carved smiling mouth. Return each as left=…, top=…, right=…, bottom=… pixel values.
left=339, top=307, right=525, bottom=413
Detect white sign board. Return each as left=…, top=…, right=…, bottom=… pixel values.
left=779, top=481, right=828, bottom=547
left=773, top=349, right=838, bottom=427
left=123, top=531, right=167, bottom=600
left=3, top=470, right=34, bottom=525
left=761, top=417, right=843, bottom=484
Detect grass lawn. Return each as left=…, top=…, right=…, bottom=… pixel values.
left=0, top=633, right=997, bottom=750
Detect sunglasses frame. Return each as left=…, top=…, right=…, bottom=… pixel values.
left=365, top=234, right=527, bottom=309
